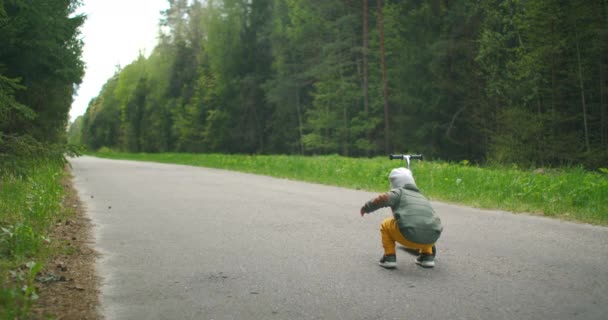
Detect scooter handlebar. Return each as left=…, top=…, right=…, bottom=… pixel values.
left=389, top=154, right=423, bottom=161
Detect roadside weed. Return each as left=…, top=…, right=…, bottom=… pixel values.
left=0, top=160, right=67, bottom=318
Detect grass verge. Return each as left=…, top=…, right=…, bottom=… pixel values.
left=91, top=152, right=608, bottom=226
left=0, top=160, right=71, bottom=318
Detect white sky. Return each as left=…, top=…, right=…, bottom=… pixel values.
left=69, top=0, right=169, bottom=122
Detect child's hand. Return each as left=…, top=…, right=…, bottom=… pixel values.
left=360, top=207, right=366, bottom=217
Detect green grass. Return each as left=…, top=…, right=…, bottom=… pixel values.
left=91, top=151, right=608, bottom=225
left=0, top=160, right=69, bottom=318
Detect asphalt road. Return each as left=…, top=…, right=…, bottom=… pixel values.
left=69, top=156, right=608, bottom=320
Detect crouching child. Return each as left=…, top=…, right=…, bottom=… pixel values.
left=360, top=167, right=443, bottom=269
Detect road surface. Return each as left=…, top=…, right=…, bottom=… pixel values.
left=69, top=156, right=608, bottom=320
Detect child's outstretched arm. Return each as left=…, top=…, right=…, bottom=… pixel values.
left=360, top=190, right=399, bottom=217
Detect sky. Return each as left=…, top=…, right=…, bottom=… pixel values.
left=69, top=0, right=169, bottom=122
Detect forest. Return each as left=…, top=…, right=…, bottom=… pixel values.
left=1, top=0, right=84, bottom=169
left=69, top=0, right=607, bottom=169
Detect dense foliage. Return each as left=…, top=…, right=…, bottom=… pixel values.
left=1, top=0, right=85, bottom=169
left=74, top=0, right=608, bottom=168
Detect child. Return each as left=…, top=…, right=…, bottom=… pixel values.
left=360, top=167, right=443, bottom=269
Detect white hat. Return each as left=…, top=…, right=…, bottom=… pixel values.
left=389, top=167, right=416, bottom=189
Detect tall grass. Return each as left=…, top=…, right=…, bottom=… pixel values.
left=0, top=160, right=68, bottom=318
left=92, top=152, right=608, bottom=225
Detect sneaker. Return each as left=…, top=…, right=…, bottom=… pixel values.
left=415, top=254, right=435, bottom=268
left=378, top=254, right=397, bottom=269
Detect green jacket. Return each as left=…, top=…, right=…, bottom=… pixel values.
left=362, top=184, right=443, bottom=244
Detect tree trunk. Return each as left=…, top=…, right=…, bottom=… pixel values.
left=252, top=95, right=264, bottom=153
left=295, top=87, right=304, bottom=154
left=537, top=92, right=545, bottom=166
left=361, top=0, right=371, bottom=155
left=362, top=0, right=369, bottom=116
left=339, top=54, right=349, bottom=157
left=343, top=105, right=349, bottom=156
left=377, top=0, right=390, bottom=153
left=550, top=20, right=557, bottom=146
left=602, top=0, right=608, bottom=151
left=575, top=21, right=591, bottom=153
left=601, top=45, right=607, bottom=150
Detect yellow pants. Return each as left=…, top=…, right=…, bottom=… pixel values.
left=380, top=217, right=434, bottom=255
